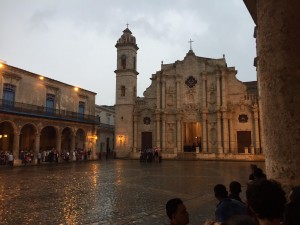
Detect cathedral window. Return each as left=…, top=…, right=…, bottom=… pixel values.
left=121, top=55, right=126, bottom=69
left=238, top=114, right=248, bottom=123
left=185, top=76, right=197, bottom=88
left=143, top=117, right=151, bottom=125
left=121, top=86, right=126, bottom=96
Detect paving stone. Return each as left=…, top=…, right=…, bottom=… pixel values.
left=0, top=160, right=264, bottom=224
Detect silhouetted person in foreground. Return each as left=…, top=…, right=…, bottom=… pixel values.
left=229, top=181, right=243, bottom=203
left=248, top=164, right=258, bottom=181
left=253, top=168, right=266, bottom=180
left=214, top=184, right=247, bottom=223
left=246, top=179, right=286, bottom=225
left=284, top=186, right=300, bottom=225
left=166, top=198, right=189, bottom=225
left=222, top=215, right=258, bottom=225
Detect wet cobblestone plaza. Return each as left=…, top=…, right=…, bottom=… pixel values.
left=0, top=160, right=264, bottom=225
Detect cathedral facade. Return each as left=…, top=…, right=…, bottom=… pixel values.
left=114, top=28, right=263, bottom=160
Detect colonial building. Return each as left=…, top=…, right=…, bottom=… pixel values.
left=114, top=28, right=263, bottom=160
left=95, top=105, right=115, bottom=156
left=0, top=63, right=99, bottom=165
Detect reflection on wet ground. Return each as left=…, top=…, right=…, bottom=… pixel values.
left=0, top=160, right=264, bottom=225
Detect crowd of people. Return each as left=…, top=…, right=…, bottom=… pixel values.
left=0, top=148, right=94, bottom=166
left=140, top=148, right=162, bottom=163
left=0, top=147, right=119, bottom=166
left=165, top=164, right=300, bottom=225
left=0, top=151, right=14, bottom=166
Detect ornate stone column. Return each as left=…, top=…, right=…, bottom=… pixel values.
left=216, top=73, right=221, bottom=109
left=202, top=73, right=208, bottom=153
left=155, top=112, right=161, bottom=148
left=253, top=108, right=260, bottom=154
left=162, top=78, right=166, bottom=109
left=162, top=114, right=166, bottom=151
left=228, top=113, right=235, bottom=153
left=222, top=111, right=229, bottom=153
left=133, top=115, right=138, bottom=152
left=176, top=114, right=182, bottom=153
left=202, top=73, right=207, bottom=108
left=13, top=131, right=20, bottom=161
left=207, top=122, right=213, bottom=153
left=56, top=134, right=61, bottom=153
left=202, top=111, right=208, bottom=153
left=156, top=76, right=161, bottom=109
left=34, top=133, right=40, bottom=164
left=176, top=77, right=181, bottom=109
left=217, top=112, right=223, bottom=153
left=221, top=71, right=227, bottom=108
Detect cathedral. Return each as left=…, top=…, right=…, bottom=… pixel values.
left=114, top=27, right=263, bottom=160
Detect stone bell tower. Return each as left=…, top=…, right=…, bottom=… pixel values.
left=114, top=27, right=139, bottom=156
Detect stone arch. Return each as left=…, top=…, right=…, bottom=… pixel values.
left=61, top=127, right=73, bottom=152
left=75, top=128, right=86, bottom=150
left=40, top=126, right=58, bottom=151
left=19, top=123, right=37, bottom=153
left=121, top=54, right=126, bottom=69
left=0, top=121, right=16, bottom=153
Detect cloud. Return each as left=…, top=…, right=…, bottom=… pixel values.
left=0, top=0, right=256, bottom=105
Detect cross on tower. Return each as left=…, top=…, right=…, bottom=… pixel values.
left=188, top=38, right=194, bottom=50
left=126, top=23, right=129, bottom=28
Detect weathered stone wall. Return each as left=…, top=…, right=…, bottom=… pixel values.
left=257, top=0, right=300, bottom=186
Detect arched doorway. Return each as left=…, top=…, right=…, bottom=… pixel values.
left=183, top=122, right=201, bottom=152
left=20, top=124, right=36, bottom=153
left=40, top=126, right=57, bottom=151
left=0, top=121, right=14, bottom=153
left=61, top=127, right=72, bottom=152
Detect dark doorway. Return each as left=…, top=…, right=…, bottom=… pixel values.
left=141, top=132, right=152, bottom=151
left=237, top=131, right=251, bottom=153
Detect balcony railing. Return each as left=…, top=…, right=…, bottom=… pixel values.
left=0, top=99, right=100, bottom=124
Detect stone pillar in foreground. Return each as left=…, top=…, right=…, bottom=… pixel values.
left=255, top=0, right=300, bottom=187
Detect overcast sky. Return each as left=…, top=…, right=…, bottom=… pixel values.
left=0, top=0, right=256, bottom=105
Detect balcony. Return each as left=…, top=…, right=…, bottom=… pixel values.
left=0, top=99, right=100, bottom=124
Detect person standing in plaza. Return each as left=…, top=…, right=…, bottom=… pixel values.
left=37, top=151, right=42, bottom=164
left=8, top=152, right=14, bottom=166
left=166, top=198, right=189, bottom=225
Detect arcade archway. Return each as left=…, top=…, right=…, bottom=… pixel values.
left=20, top=124, right=37, bottom=153
left=0, top=121, right=14, bottom=153
left=40, top=126, right=57, bottom=151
